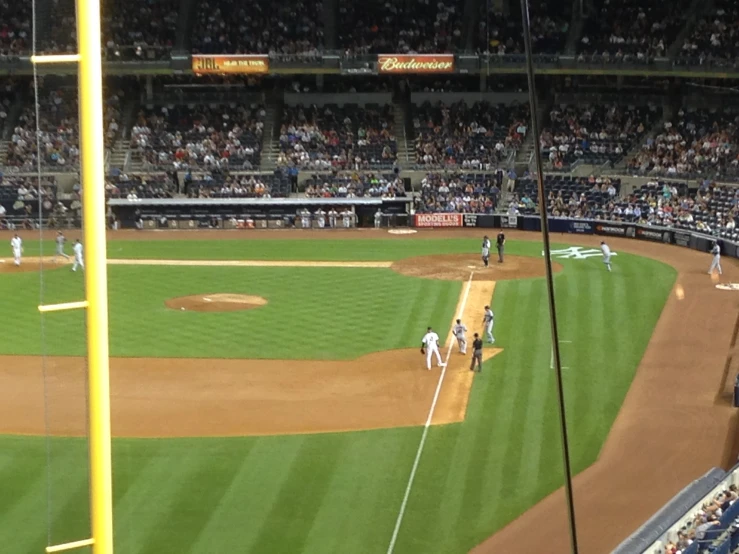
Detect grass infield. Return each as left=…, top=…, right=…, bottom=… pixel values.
left=0, top=237, right=676, bottom=554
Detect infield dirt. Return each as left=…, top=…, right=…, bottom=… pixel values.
left=1, top=228, right=737, bottom=553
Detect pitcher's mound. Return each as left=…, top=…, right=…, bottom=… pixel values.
left=166, top=293, right=268, bottom=312
left=391, top=254, right=561, bottom=281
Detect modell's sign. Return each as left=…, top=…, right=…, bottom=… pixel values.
left=414, top=213, right=462, bottom=228
left=192, top=55, right=269, bottom=74
left=377, top=54, right=454, bottom=74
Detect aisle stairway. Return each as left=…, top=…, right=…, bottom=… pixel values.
left=393, top=103, right=415, bottom=168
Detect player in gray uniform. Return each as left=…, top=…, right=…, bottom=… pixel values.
left=452, top=319, right=468, bottom=354
left=709, top=241, right=723, bottom=276
left=54, top=231, right=71, bottom=263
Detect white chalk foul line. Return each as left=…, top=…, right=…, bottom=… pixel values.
left=386, top=271, right=475, bottom=554
left=550, top=340, right=573, bottom=370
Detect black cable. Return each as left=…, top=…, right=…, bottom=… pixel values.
left=518, top=0, right=580, bottom=552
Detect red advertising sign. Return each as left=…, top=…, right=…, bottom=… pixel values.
left=377, top=54, right=455, bottom=74
left=414, top=213, right=463, bottom=228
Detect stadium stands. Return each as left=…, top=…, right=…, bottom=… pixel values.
left=130, top=102, right=266, bottom=170
left=192, top=0, right=324, bottom=56
left=278, top=103, right=397, bottom=170
left=102, top=0, right=178, bottom=60
left=678, top=0, right=739, bottom=64
left=577, top=0, right=690, bottom=62
left=414, top=172, right=501, bottom=213
left=105, top=173, right=176, bottom=199
left=413, top=101, right=529, bottom=168
left=476, top=0, right=569, bottom=55
left=338, top=0, right=464, bottom=54
left=0, top=0, right=31, bottom=56
left=541, top=103, right=660, bottom=169
left=627, top=107, right=739, bottom=178
left=183, top=171, right=292, bottom=198
left=512, top=174, right=621, bottom=218
left=301, top=172, right=405, bottom=198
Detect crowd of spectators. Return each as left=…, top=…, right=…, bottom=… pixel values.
left=0, top=175, right=58, bottom=229
left=105, top=173, right=176, bottom=199
left=302, top=172, right=405, bottom=198
left=181, top=172, right=284, bottom=198
left=130, top=102, right=265, bottom=170
left=0, top=80, right=17, bottom=132
left=192, top=0, right=324, bottom=57
left=510, top=174, right=621, bottom=218
left=541, top=103, right=660, bottom=169
left=414, top=172, right=500, bottom=213
left=0, top=0, right=31, bottom=57
left=577, top=0, right=690, bottom=63
left=102, top=0, right=178, bottom=60
left=6, top=84, right=123, bottom=170
left=477, top=1, right=569, bottom=55
left=678, top=0, right=739, bottom=64
left=627, top=107, right=739, bottom=178
left=278, top=103, right=396, bottom=170
left=338, top=0, right=464, bottom=55
left=413, top=101, right=529, bottom=168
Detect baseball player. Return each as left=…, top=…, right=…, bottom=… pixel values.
left=421, top=326, right=446, bottom=370
left=452, top=318, right=468, bottom=354
left=315, top=208, right=326, bottom=229
left=71, top=239, right=84, bottom=272
left=342, top=209, right=353, bottom=228
left=328, top=208, right=338, bottom=228
left=54, top=231, right=71, bottom=263
left=469, top=333, right=484, bottom=372
left=481, top=235, right=491, bottom=267
left=709, top=241, right=723, bottom=276
left=374, top=208, right=382, bottom=229
left=10, top=234, right=22, bottom=266
left=300, top=209, right=311, bottom=229
left=600, top=241, right=612, bottom=272
left=483, top=305, right=495, bottom=344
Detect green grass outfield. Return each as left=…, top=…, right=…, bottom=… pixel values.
left=0, top=238, right=676, bottom=554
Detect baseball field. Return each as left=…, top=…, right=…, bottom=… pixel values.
left=1, top=228, right=734, bottom=554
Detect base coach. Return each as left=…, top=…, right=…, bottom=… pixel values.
left=496, top=231, right=505, bottom=263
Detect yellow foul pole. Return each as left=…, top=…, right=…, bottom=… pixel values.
left=76, top=0, right=114, bottom=550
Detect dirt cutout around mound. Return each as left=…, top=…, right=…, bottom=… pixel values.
left=392, top=253, right=561, bottom=281
left=165, top=293, right=268, bottom=313
left=0, top=256, right=71, bottom=274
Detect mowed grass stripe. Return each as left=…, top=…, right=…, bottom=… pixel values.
left=186, top=438, right=304, bottom=554
left=0, top=439, right=88, bottom=554
left=299, top=429, right=421, bottom=554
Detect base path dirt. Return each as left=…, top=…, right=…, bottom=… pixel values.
left=392, top=253, right=561, bottom=281
left=0, top=256, right=71, bottom=273
left=165, top=294, right=268, bottom=313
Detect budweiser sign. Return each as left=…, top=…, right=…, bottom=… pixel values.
left=378, top=54, right=455, bottom=74
left=414, top=213, right=463, bottom=228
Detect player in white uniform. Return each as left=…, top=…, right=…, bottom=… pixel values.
left=10, top=234, right=22, bottom=266
left=54, top=231, right=71, bottom=263
left=709, top=242, right=723, bottom=275
left=314, top=208, right=326, bottom=228
left=374, top=209, right=382, bottom=229
left=483, top=305, right=495, bottom=344
left=300, top=209, right=311, bottom=229
left=600, top=241, right=612, bottom=272
left=421, top=327, right=445, bottom=370
left=342, top=209, right=352, bottom=228
left=71, top=239, right=84, bottom=272
left=328, top=208, right=338, bottom=228
left=452, top=319, right=468, bottom=354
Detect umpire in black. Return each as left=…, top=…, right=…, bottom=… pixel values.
left=496, top=231, right=505, bottom=263
left=470, top=333, right=484, bottom=372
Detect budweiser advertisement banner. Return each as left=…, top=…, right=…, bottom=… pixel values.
left=414, top=213, right=463, bottom=228
left=377, top=54, right=455, bottom=74
left=192, top=55, right=269, bottom=74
